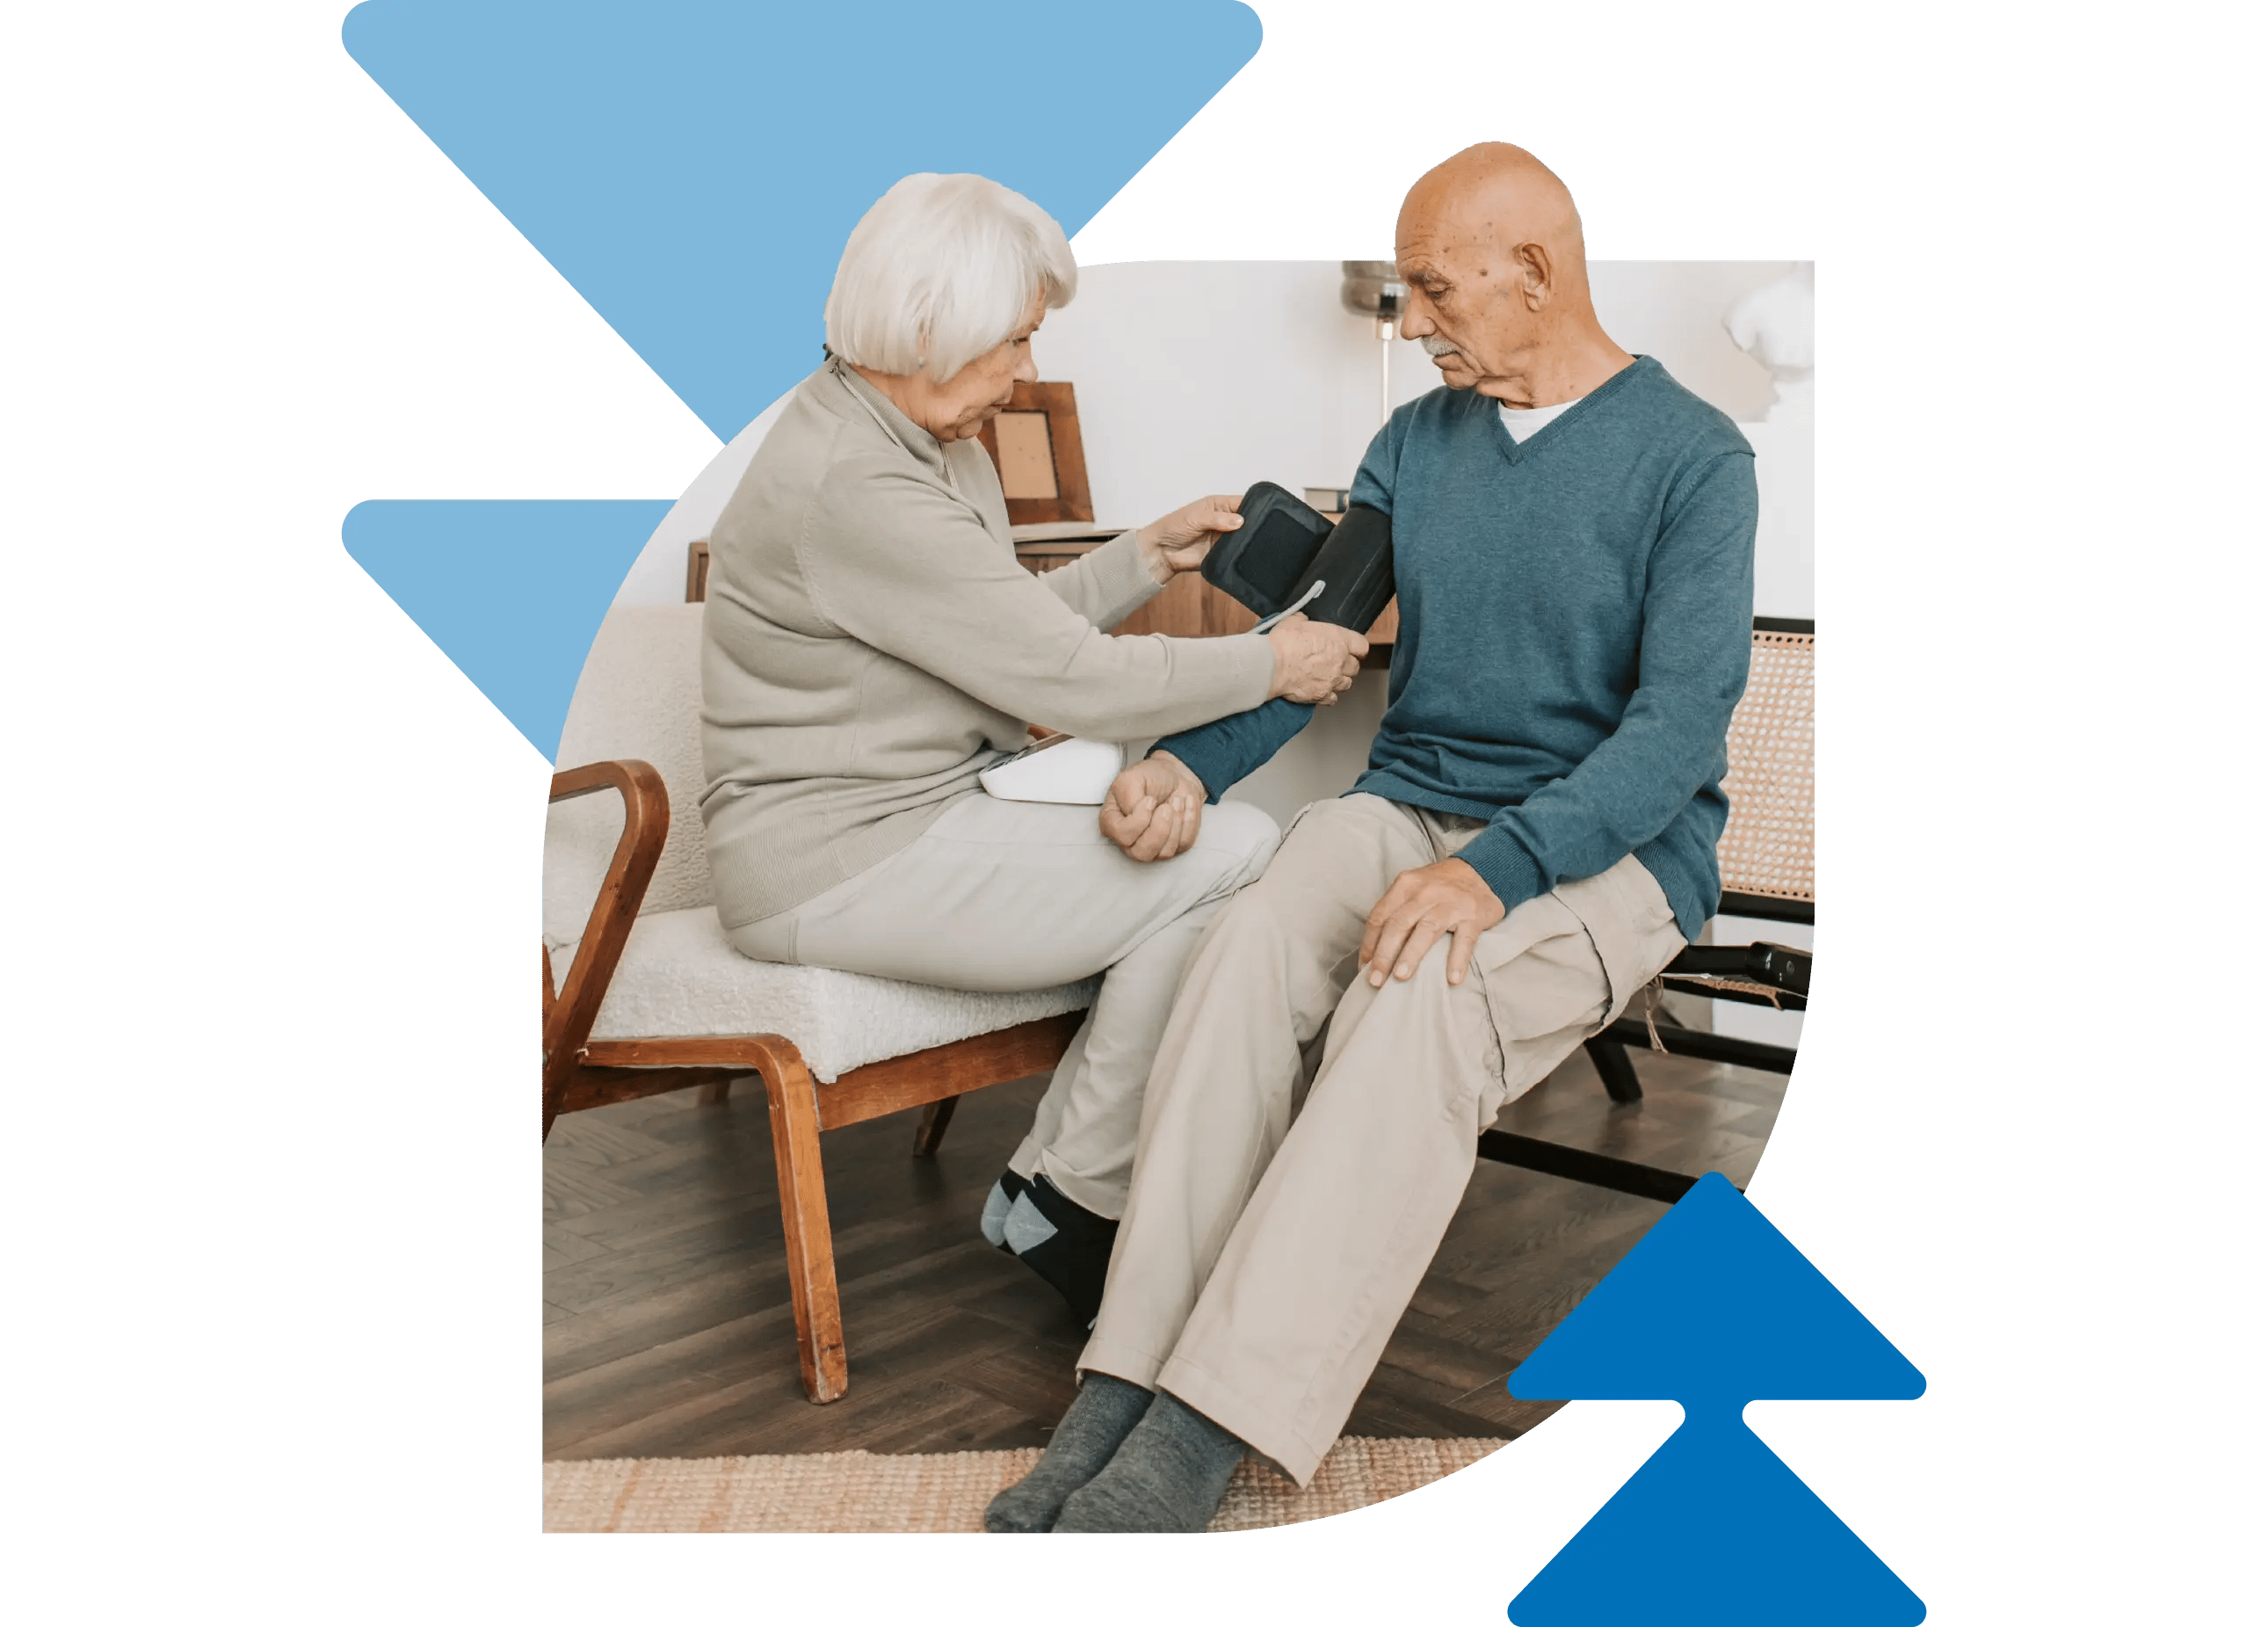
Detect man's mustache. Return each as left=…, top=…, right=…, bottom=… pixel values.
left=1420, top=336, right=1460, bottom=359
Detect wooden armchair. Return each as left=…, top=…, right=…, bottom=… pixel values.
left=541, top=605, right=1094, bottom=1404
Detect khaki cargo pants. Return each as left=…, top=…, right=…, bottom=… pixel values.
left=1079, top=792, right=1688, bottom=1485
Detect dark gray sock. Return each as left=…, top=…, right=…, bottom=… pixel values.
left=985, top=1373, right=1155, bottom=1534
left=1051, top=1391, right=1247, bottom=1533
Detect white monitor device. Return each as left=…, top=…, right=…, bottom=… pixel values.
left=978, top=733, right=1126, bottom=806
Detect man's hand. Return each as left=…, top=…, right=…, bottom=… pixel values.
left=1135, top=493, right=1243, bottom=584
left=1359, top=857, right=1506, bottom=987
left=1100, top=752, right=1207, bottom=861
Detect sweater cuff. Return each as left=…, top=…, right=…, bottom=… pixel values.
left=1453, top=825, right=1548, bottom=914
left=1085, top=528, right=1165, bottom=626
left=1154, top=735, right=1243, bottom=803
left=1179, top=628, right=1280, bottom=716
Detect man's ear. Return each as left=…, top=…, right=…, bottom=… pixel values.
left=1513, top=241, right=1554, bottom=310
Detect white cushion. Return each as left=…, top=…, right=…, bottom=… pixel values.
left=545, top=603, right=714, bottom=950
left=552, top=906, right=1098, bottom=1083
left=545, top=601, right=1091, bottom=1079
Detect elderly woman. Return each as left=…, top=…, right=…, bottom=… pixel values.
left=699, top=173, right=1365, bottom=1321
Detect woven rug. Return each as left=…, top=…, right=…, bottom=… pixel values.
left=545, top=1435, right=1503, bottom=1533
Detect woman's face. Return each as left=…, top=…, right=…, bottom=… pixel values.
left=898, top=293, right=1046, bottom=441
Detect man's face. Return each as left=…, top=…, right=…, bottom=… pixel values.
left=1394, top=187, right=1536, bottom=391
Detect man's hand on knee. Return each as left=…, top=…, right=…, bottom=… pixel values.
left=1360, top=858, right=1506, bottom=987
left=1100, top=752, right=1206, bottom=862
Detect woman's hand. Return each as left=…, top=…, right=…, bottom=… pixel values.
left=1266, top=614, right=1367, bottom=705
left=1100, top=752, right=1208, bottom=861
left=1135, top=494, right=1244, bottom=585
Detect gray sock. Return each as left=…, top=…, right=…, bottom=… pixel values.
left=1051, top=1391, right=1247, bottom=1534
left=985, top=1373, right=1155, bottom=1534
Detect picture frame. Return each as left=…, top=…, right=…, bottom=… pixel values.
left=975, top=381, right=1093, bottom=526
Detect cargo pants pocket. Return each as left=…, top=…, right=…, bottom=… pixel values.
left=1465, top=892, right=1618, bottom=1132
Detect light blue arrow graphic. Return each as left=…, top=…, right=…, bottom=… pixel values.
left=342, top=0, right=1264, bottom=439
left=338, top=1, right=1261, bottom=758
left=344, top=498, right=675, bottom=758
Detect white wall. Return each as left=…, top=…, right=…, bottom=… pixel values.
left=1028, top=258, right=1795, bottom=531
left=611, top=259, right=1810, bottom=619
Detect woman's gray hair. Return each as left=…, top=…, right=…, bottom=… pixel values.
left=824, top=173, right=1077, bottom=383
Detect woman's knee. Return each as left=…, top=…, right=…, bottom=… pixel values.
left=1199, top=798, right=1281, bottom=885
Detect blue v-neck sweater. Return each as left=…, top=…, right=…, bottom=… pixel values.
left=1157, top=356, right=1757, bottom=941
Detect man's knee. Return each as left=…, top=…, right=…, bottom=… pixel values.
left=1324, top=934, right=1500, bottom=1108
left=1351, top=933, right=1473, bottom=1021
left=1198, top=798, right=1280, bottom=886
left=1200, top=875, right=1298, bottom=966
left=1215, top=796, right=1408, bottom=961
left=1183, top=856, right=1366, bottom=1033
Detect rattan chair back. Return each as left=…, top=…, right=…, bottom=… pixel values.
left=1717, top=624, right=1814, bottom=905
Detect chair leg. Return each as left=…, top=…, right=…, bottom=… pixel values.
left=911, top=1093, right=960, bottom=1159
left=1585, top=1035, right=1645, bottom=1103
left=540, top=1055, right=573, bottom=1141
left=752, top=1039, right=848, bottom=1404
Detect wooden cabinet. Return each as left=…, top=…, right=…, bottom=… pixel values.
left=1015, top=539, right=1258, bottom=638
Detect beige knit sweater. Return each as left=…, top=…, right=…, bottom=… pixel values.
left=699, top=359, right=1278, bottom=930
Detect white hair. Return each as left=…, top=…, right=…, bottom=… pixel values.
left=823, top=173, right=1077, bottom=383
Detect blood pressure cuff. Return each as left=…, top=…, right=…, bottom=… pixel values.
left=1202, top=481, right=1395, bottom=632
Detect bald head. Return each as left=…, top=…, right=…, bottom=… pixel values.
left=1403, top=143, right=1587, bottom=289
left=1395, top=142, right=1628, bottom=406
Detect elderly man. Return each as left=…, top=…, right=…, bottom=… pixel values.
left=988, top=142, right=1757, bottom=1533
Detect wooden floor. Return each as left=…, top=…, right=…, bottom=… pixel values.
left=543, top=1039, right=1785, bottom=1461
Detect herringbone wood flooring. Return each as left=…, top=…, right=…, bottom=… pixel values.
left=542, top=1040, right=1784, bottom=1460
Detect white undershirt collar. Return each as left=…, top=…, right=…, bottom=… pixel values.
left=1498, top=394, right=1585, bottom=444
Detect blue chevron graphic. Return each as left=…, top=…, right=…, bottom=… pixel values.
left=1508, top=1173, right=1926, bottom=1624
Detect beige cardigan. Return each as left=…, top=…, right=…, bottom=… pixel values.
left=699, top=359, right=1277, bottom=930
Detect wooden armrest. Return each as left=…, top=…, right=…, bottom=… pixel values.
left=544, top=759, right=669, bottom=1083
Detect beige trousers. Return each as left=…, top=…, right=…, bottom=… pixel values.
left=728, top=790, right=1281, bottom=1217
left=1078, top=793, right=1689, bottom=1485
